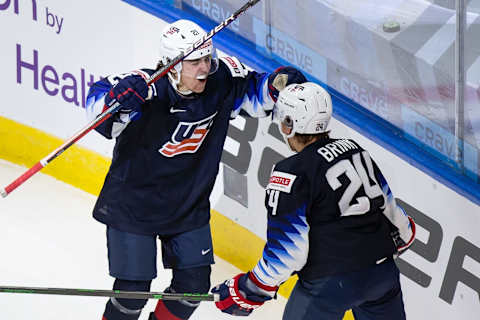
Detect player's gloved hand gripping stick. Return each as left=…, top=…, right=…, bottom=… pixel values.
left=1, top=0, right=262, bottom=199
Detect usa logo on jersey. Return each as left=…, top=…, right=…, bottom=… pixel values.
left=159, top=113, right=217, bottom=157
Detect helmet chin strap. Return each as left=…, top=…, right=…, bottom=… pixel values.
left=168, top=73, right=193, bottom=96
left=166, top=62, right=194, bottom=96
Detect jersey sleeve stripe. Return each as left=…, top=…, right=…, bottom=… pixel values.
left=252, top=205, right=310, bottom=287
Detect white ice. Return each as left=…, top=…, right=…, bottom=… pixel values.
left=0, top=159, right=286, bottom=319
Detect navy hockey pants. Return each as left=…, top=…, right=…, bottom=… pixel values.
left=107, top=224, right=214, bottom=280
left=282, top=259, right=406, bottom=320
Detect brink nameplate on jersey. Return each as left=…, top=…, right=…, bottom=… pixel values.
left=317, top=139, right=359, bottom=162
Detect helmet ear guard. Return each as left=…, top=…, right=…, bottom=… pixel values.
left=159, top=19, right=219, bottom=94
left=274, top=82, right=333, bottom=140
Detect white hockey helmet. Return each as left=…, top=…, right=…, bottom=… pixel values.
left=159, top=19, right=219, bottom=93
left=274, top=82, right=332, bottom=138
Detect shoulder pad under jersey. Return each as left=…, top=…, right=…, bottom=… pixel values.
left=220, top=56, right=248, bottom=78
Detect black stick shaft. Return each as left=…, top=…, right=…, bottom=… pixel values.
left=0, top=286, right=219, bottom=302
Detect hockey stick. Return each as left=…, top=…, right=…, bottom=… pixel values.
left=0, top=0, right=261, bottom=199
left=0, top=285, right=219, bottom=302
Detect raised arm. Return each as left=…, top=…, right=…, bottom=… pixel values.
left=85, top=70, right=154, bottom=139
left=219, top=56, right=306, bottom=118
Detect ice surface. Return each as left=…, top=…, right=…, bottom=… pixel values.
left=0, top=159, right=286, bottom=319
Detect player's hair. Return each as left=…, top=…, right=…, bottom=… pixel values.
left=295, top=131, right=330, bottom=145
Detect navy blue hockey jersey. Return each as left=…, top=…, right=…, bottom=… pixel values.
left=252, top=138, right=415, bottom=284
left=85, top=57, right=275, bottom=236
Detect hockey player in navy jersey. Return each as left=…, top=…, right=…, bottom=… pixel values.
left=85, top=19, right=306, bottom=320
left=212, top=82, right=416, bottom=320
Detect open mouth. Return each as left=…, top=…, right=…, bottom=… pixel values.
left=196, top=78, right=207, bottom=85
left=196, top=74, right=208, bottom=81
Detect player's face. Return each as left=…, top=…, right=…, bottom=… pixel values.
left=178, top=56, right=212, bottom=93
left=280, top=122, right=299, bottom=152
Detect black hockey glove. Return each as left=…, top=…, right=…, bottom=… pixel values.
left=267, top=66, right=307, bottom=102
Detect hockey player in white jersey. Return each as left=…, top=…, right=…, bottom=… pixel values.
left=212, top=82, right=416, bottom=319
